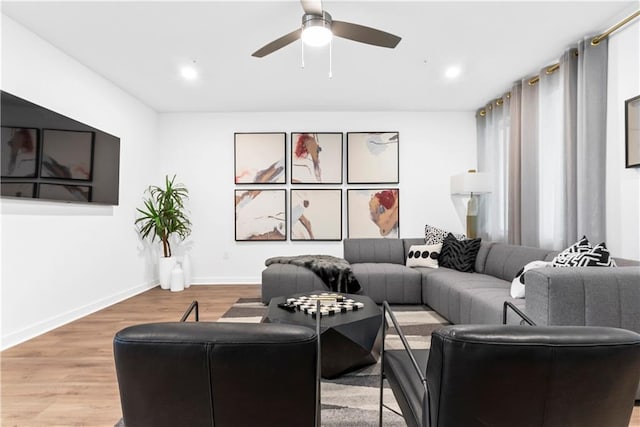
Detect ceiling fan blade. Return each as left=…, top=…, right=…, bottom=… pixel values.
left=252, top=29, right=302, bottom=58
left=332, top=21, right=401, bottom=48
left=300, top=0, right=323, bottom=15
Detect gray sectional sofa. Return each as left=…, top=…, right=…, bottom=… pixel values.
left=262, top=237, right=640, bottom=399
left=262, top=237, right=640, bottom=330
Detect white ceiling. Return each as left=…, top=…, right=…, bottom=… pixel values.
left=2, top=1, right=637, bottom=112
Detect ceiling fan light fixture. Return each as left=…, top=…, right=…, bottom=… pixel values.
left=301, top=12, right=333, bottom=47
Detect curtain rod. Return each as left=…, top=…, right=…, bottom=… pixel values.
left=591, top=10, right=640, bottom=45
left=477, top=9, right=639, bottom=117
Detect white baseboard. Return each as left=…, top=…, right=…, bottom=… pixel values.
left=191, top=276, right=261, bottom=285
left=1, top=280, right=157, bottom=351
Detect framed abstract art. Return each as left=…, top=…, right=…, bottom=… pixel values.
left=234, top=133, right=286, bottom=183
left=290, top=189, right=342, bottom=241
left=347, top=132, right=399, bottom=184
left=347, top=188, right=399, bottom=238
left=235, top=189, right=287, bottom=241
left=290, top=132, right=343, bottom=184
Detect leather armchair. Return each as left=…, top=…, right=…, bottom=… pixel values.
left=380, top=302, right=640, bottom=427
left=114, top=322, right=318, bottom=427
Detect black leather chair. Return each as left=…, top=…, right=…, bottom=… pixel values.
left=380, top=302, right=640, bottom=427
left=114, top=321, right=319, bottom=427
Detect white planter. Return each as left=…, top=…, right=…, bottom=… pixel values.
left=158, top=256, right=177, bottom=290
left=182, top=254, right=192, bottom=288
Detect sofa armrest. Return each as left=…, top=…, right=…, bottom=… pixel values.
left=525, top=267, right=640, bottom=332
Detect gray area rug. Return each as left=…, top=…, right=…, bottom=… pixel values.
left=115, top=297, right=449, bottom=427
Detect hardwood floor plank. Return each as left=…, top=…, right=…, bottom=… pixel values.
left=1, top=284, right=638, bottom=426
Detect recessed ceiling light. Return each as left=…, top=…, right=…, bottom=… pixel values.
left=445, top=66, right=462, bottom=79
left=180, top=65, right=198, bottom=81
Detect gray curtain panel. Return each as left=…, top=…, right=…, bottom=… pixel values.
left=577, top=37, right=608, bottom=245
left=519, top=79, right=540, bottom=248
left=507, top=84, right=522, bottom=246
left=561, top=48, right=579, bottom=246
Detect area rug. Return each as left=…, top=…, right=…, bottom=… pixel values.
left=115, top=297, right=449, bottom=427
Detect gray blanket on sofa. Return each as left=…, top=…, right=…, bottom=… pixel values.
left=265, top=255, right=361, bottom=294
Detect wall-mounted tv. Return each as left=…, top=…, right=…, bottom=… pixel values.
left=1, top=91, right=120, bottom=205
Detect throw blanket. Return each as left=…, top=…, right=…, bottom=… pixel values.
left=265, top=255, right=361, bottom=294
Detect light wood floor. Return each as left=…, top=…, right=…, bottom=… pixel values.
left=1, top=284, right=639, bottom=426
left=1, top=285, right=260, bottom=426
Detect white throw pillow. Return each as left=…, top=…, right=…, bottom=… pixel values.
left=406, top=244, right=442, bottom=269
left=510, top=260, right=552, bottom=299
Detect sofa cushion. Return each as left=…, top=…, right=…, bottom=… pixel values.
left=474, top=241, right=495, bottom=274
left=351, top=263, right=422, bottom=304
left=420, top=268, right=510, bottom=323
left=343, top=238, right=405, bottom=265
left=483, top=243, right=554, bottom=282
left=458, top=287, right=527, bottom=325
left=439, top=234, right=481, bottom=273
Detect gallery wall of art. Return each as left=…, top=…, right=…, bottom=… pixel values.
left=157, top=111, right=477, bottom=284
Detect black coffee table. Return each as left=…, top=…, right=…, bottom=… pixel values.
left=265, top=292, right=383, bottom=379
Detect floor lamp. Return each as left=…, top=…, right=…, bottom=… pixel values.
left=450, top=170, right=491, bottom=239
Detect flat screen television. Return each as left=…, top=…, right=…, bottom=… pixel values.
left=1, top=91, right=120, bottom=205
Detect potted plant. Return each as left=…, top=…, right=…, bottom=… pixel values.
left=136, top=175, right=192, bottom=289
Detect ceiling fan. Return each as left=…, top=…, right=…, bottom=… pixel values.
left=251, top=0, right=401, bottom=58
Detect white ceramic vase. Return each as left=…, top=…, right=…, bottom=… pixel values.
left=158, top=256, right=177, bottom=290
left=182, top=254, right=192, bottom=288
left=170, top=263, right=185, bottom=292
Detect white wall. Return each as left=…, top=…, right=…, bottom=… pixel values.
left=157, top=112, right=476, bottom=284
left=606, top=18, right=640, bottom=260
left=1, top=15, right=159, bottom=349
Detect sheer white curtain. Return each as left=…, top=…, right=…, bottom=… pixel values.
left=477, top=97, right=510, bottom=242
left=537, top=60, right=568, bottom=249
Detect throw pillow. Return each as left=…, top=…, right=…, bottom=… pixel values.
left=439, top=233, right=481, bottom=273
left=552, top=236, right=591, bottom=266
left=406, top=243, right=443, bottom=269
left=425, top=224, right=465, bottom=245
left=510, top=260, right=552, bottom=299
left=553, top=242, right=617, bottom=267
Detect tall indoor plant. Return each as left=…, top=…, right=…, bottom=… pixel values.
left=136, top=175, right=191, bottom=288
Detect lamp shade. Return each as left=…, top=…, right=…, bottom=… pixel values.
left=450, top=171, right=492, bottom=195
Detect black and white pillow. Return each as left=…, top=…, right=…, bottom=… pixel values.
left=406, top=243, right=442, bottom=269
left=439, top=233, right=481, bottom=273
left=553, top=242, right=616, bottom=267
left=552, top=236, right=591, bottom=265
left=510, top=260, right=552, bottom=299
left=425, top=224, right=466, bottom=245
